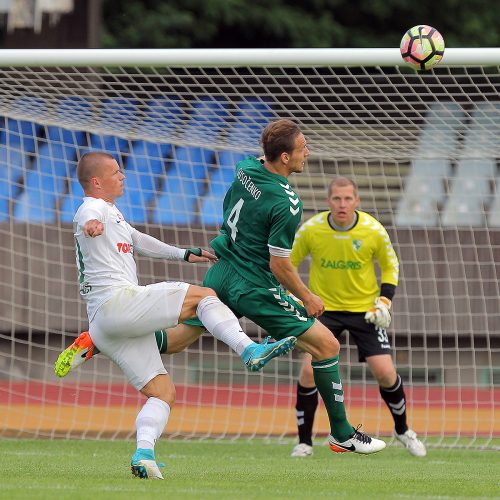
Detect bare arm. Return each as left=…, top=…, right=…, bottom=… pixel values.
left=269, top=254, right=324, bottom=318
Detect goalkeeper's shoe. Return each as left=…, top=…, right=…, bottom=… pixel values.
left=291, top=443, right=314, bottom=457
left=394, top=429, right=427, bottom=457
left=241, top=336, right=297, bottom=372
left=54, top=331, right=96, bottom=378
left=329, top=426, right=386, bottom=455
left=131, top=448, right=164, bottom=480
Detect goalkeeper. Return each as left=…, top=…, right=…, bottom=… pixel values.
left=290, top=177, right=426, bottom=458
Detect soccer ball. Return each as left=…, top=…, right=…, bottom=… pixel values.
left=400, top=25, right=445, bottom=71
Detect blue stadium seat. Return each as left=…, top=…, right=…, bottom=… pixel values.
left=152, top=97, right=229, bottom=225
left=0, top=97, right=47, bottom=220
left=119, top=142, right=172, bottom=224
left=152, top=146, right=215, bottom=225
left=199, top=151, right=246, bottom=226
left=59, top=176, right=84, bottom=223
left=83, top=133, right=129, bottom=156
left=13, top=146, right=72, bottom=222
left=199, top=97, right=275, bottom=226
left=119, top=97, right=185, bottom=223
left=44, top=96, right=92, bottom=160
left=136, top=97, right=184, bottom=138
left=0, top=148, right=26, bottom=221
left=81, top=98, right=138, bottom=157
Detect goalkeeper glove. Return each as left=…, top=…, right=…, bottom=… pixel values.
left=184, top=247, right=202, bottom=261
left=364, top=297, right=392, bottom=329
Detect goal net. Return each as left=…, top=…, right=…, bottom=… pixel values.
left=0, top=49, right=498, bottom=449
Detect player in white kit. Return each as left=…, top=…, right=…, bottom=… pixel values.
left=69, top=152, right=296, bottom=479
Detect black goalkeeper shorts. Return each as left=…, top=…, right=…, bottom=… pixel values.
left=319, top=311, right=393, bottom=362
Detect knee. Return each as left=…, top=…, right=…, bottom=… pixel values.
left=201, top=287, right=217, bottom=298
left=315, top=332, right=339, bottom=359
left=376, top=369, right=398, bottom=389
left=140, top=375, right=176, bottom=407
left=155, top=386, right=176, bottom=408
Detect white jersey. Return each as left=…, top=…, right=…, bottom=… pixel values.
left=74, top=197, right=139, bottom=320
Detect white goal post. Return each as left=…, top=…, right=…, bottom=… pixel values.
left=0, top=48, right=498, bottom=449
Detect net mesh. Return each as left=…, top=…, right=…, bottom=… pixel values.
left=0, top=58, right=498, bottom=448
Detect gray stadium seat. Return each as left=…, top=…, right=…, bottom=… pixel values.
left=396, top=102, right=465, bottom=227
left=487, top=177, right=500, bottom=227
left=395, top=159, right=450, bottom=227
left=441, top=103, right=500, bottom=227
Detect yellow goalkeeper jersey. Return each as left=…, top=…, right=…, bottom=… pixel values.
left=290, top=210, right=399, bottom=312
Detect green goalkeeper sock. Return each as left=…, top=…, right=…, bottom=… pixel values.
left=154, top=330, right=168, bottom=354
left=312, top=356, right=354, bottom=442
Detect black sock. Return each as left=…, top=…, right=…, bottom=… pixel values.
left=295, top=382, right=318, bottom=446
left=379, top=374, right=408, bottom=435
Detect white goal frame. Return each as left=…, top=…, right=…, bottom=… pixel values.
left=0, top=48, right=498, bottom=450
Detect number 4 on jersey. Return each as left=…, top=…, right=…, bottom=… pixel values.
left=227, top=198, right=244, bottom=241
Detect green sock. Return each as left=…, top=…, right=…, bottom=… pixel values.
left=154, top=330, right=168, bottom=354
left=312, top=356, right=354, bottom=442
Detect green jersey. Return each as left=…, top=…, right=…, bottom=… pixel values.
left=210, top=156, right=303, bottom=287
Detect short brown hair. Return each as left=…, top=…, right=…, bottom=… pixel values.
left=260, top=119, right=302, bottom=162
left=77, top=152, right=115, bottom=191
left=328, top=177, right=358, bottom=197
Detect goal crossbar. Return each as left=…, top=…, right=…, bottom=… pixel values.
left=0, top=48, right=498, bottom=67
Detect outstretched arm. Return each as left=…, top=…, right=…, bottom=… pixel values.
left=131, top=228, right=217, bottom=263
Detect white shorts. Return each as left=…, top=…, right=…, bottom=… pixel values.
left=89, top=281, right=190, bottom=390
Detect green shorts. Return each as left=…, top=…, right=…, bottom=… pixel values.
left=195, top=259, right=315, bottom=340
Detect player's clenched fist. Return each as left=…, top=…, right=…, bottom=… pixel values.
left=364, top=297, right=392, bottom=329
left=83, top=219, right=104, bottom=238
left=303, top=293, right=325, bottom=318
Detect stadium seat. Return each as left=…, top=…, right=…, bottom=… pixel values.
left=81, top=98, right=138, bottom=157
left=136, top=97, right=184, bottom=139
left=152, top=146, right=215, bottom=225
left=414, top=101, right=466, bottom=157
left=119, top=98, right=184, bottom=224
left=0, top=148, right=27, bottom=221
left=487, top=177, right=500, bottom=227
left=395, top=159, right=450, bottom=227
left=441, top=102, right=500, bottom=227
left=396, top=102, right=466, bottom=227
left=59, top=176, right=85, bottom=223
left=152, top=97, right=229, bottom=225
left=199, top=97, right=275, bottom=226
left=199, top=151, right=246, bottom=226
left=0, top=97, right=47, bottom=220
left=461, top=101, right=500, bottom=157
left=13, top=146, right=72, bottom=223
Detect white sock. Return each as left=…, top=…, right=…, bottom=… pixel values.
left=136, top=397, right=170, bottom=450
left=196, top=296, right=253, bottom=355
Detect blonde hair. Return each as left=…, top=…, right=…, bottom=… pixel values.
left=328, top=177, right=358, bottom=197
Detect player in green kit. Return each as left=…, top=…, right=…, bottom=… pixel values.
left=200, top=119, right=385, bottom=454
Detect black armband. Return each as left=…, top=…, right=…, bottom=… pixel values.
left=380, top=283, right=396, bottom=301
left=184, top=247, right=202, bottom=261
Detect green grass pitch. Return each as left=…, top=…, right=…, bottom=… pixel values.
left=0, top=439, right=498, bottom=499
